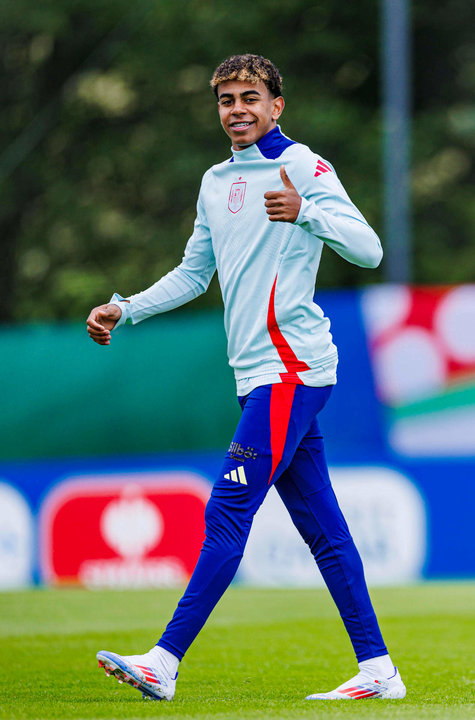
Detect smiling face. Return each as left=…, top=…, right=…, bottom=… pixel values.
left=217, top=80, right=285, bottom=150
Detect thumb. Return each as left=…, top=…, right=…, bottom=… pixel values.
left=280, top=164, right=295, bottom=189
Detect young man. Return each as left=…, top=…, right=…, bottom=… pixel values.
left=87, top=54, right=406, bottom=702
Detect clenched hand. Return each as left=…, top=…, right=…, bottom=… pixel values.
left=264, top=165, right=302, bottom=223
left=86, top=303, right=123, bottom=345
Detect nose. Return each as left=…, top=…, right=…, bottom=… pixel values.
left=231, top=100, right=246, bottom=114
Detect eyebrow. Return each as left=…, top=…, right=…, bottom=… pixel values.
left=218, top=90, right=262, bottom=101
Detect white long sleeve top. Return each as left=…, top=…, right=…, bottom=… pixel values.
left=111, top=126, right=382, bottom=396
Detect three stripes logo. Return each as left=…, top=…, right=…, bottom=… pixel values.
left=135, top=665, right=160, bottom=686
left=224, top=466, right=247, bottom=485
left=314, top=159, right=332, bottom=178
left=337, top=683, right=384, bottom=699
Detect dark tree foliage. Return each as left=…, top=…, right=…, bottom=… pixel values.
left=0, top=0, right=474, bottom=321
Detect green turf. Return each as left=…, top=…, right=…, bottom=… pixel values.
left=0, top=583, right=474, bottom=719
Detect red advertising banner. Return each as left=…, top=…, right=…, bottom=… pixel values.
left=40, top=472, right=211, bottom=587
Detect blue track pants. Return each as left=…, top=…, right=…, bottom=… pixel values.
left=158, top=383, right=387, bottom=662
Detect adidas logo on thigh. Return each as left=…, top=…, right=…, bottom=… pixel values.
left=224, top=466, right=247, bottom=485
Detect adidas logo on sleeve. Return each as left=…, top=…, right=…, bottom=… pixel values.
left=314, top=159, right=332, bottom=177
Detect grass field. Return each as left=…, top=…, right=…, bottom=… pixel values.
left=1, top=583, right=474, bottom=720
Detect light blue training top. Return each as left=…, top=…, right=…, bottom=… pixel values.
left=110, top=126, right=382, bottom=396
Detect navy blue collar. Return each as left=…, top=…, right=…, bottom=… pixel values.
left=230, top=125, right=295, bottom=162
left=256, top=125, right=296, bottom=159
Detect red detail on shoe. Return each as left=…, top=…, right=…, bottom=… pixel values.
left=268, top=383, right=296, bottom=485
left=135, top=665, right=159, bottom=684
left=343, top=687, right=381, bottom=698
left=340, top=686, right=362, bottom=694
left=267, top=274, right=311, bottom=383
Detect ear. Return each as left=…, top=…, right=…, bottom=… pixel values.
left=271, top=96, right=285, bottom=121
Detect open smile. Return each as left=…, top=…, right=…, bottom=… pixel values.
left=229, top=121, right=255, bottom=131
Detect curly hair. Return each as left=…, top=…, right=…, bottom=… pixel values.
left=210, top=54, right=283, bottom=98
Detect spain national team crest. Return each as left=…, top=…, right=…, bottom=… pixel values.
left=228, top=180, right=246, bottom=213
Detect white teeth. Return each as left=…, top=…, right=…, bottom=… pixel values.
left=232, top=122, right=251, bottom=128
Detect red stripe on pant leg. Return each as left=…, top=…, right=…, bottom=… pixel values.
left=279, top=371, right=302, bottom=383
left=268, top=383, right=296, bottom=484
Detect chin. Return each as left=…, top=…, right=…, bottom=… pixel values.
left=235, top=133, right=257, bottom=146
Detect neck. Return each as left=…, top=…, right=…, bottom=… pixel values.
left=232, top=125, right=279, bottom=152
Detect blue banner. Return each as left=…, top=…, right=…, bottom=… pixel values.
left=1, top=287, right=474, bottom=588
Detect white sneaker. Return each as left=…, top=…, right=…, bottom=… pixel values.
left=96, top=649, right=177, bottom=701
left=306, top=666, right=406, bottom=700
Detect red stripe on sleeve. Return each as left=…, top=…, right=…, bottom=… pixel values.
left=317, top=159, right=332, bottom=173
left=268, top=383, right=295, bottom=484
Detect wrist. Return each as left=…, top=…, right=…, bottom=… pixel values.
left=294, top=195, right=311, bottom=225
left=108, top=293, right=130, bottom=328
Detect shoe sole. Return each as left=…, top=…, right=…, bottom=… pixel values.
left=380, top=685, right=406, bottom=699
left=307, top=684, right=406, bottom=700
left=96, top=651, right=167, bottom=701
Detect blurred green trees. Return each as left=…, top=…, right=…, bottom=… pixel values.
left=1, top=0, right=474, bottom=321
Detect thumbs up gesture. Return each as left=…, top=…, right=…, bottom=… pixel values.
left=264, top=165, right=302, bottom=223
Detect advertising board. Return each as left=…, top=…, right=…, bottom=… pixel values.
left=0, top=286, right=473, bottom=589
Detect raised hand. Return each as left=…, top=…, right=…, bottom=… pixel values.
left=264, top=165, right=302, bottom=223
left=86, top=303, right=123, bottom=345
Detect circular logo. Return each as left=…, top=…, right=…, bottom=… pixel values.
left=0, top=482, right=34, bottom=588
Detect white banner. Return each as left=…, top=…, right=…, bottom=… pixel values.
left=239, top=466, right=426, bottom=586
left=0, top=482, right=34, bottom=589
